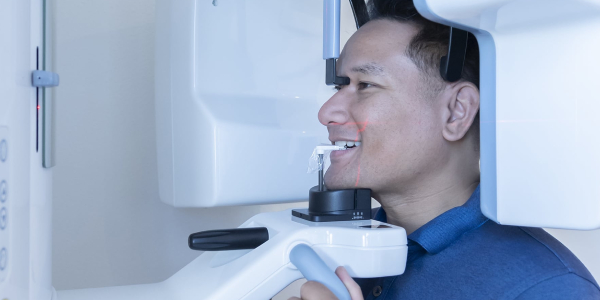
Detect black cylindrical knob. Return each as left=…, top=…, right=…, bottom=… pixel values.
left=188, top=227, right=269, bottom=251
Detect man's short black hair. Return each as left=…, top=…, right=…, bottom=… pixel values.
left=367, top=0, right=480, bottom=89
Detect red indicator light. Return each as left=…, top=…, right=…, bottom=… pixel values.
left=37, top=105, right=40, bottom=110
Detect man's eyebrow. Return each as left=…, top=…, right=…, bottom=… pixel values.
left=349, top=63, right=385, bottom=76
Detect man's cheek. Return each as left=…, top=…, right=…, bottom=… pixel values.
left=367, top=146, right=403, bottom=178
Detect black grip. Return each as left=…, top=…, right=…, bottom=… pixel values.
left=188, top=227, right=269, bottom=251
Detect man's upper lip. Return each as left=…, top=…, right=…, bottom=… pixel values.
left=328, top=136, right=361, bottom=143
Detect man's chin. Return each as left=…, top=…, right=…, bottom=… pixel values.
left=323, top=173, right=355, bottom=190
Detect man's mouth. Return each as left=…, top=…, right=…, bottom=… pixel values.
left=330, top=140, right=362, bottom=163
left=332, top=140, right=362, bottom=149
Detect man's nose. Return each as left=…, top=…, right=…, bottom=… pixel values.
left=318, top=90, right=351, bottom=126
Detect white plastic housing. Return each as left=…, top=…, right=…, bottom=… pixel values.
left=0, top=0, right=54, bottom=299
left=155, top=0, right=357, bottom=207
left=58, top=209, right=407, bottom=300
left=415, top=0, right=600, bottom=229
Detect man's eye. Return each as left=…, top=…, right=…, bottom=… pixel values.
left=357, top=82, right=374, bottom=90
left=334, top=85, right=343, bottom=91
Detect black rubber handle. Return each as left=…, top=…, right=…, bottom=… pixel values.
left=188, top=227, right=269, bottom=251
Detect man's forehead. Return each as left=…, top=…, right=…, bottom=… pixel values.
left=339, top=20, right=417, bottom=76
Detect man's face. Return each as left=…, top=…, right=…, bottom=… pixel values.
left=319, top=20, right=448, bottom=197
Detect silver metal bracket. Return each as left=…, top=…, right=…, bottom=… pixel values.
left=32, top=70, right=60, bottom=87
left=32, top=70, right=58, bottom=169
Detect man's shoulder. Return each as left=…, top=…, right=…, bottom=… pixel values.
left=464, top=221, right=600, bottom=297
left=473, top=222, right=593, bottom=277
left=365, top=208, right=600, bottom=299
left=515, top=272, right=600, bottom=300
left=517, top=226, right=595, bottom=282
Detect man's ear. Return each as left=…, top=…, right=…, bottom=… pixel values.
left=442, top=82, right=480, bottom=142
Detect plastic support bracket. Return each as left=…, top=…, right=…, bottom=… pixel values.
left=32, top=70, right=60, bottom=87
left=349, top=0, right=369, bottom=29
left=326, top=58, right=350, bottom=86
left=289, top=244, right=351, bottom=300
left=323, top=0, right=350, bottom=86
left=439, top=27, right=469, bottom=82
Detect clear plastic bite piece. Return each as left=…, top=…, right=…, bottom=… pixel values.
left=307, top=144, right=346, bottom=174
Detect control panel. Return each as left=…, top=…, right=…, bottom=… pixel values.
left=0, top=127, right=9, bottom=283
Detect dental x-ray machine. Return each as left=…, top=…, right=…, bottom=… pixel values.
left=2, top=0, right=600, bottom=299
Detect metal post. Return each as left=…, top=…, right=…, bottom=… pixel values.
left=318, top=154, right=324, bottom=191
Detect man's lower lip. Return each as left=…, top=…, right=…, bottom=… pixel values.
left=330, top=147, right=358, bottom=161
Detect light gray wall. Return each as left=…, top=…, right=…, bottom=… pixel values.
left=546, top=228, right=600, bottom=280
left=51, top=0, right=600, bottom=297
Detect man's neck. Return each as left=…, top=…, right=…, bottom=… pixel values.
left=378, top=179, right=479, bottom=235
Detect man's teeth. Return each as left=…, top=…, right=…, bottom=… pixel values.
left=334, top=141, right=362, bottom=148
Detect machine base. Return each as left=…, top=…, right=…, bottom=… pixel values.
left=292, top=208, right=371, bottom=222
left=58, top=209, right=408, bottom=300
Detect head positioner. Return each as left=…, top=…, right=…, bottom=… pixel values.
left=414, top=0, right=600, bottom=229
left=323, top=0, right=350, bottom=85
left=323, top=0, right=468, bottom=85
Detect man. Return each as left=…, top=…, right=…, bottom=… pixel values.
left=289, top=0, right=600, bottom=299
